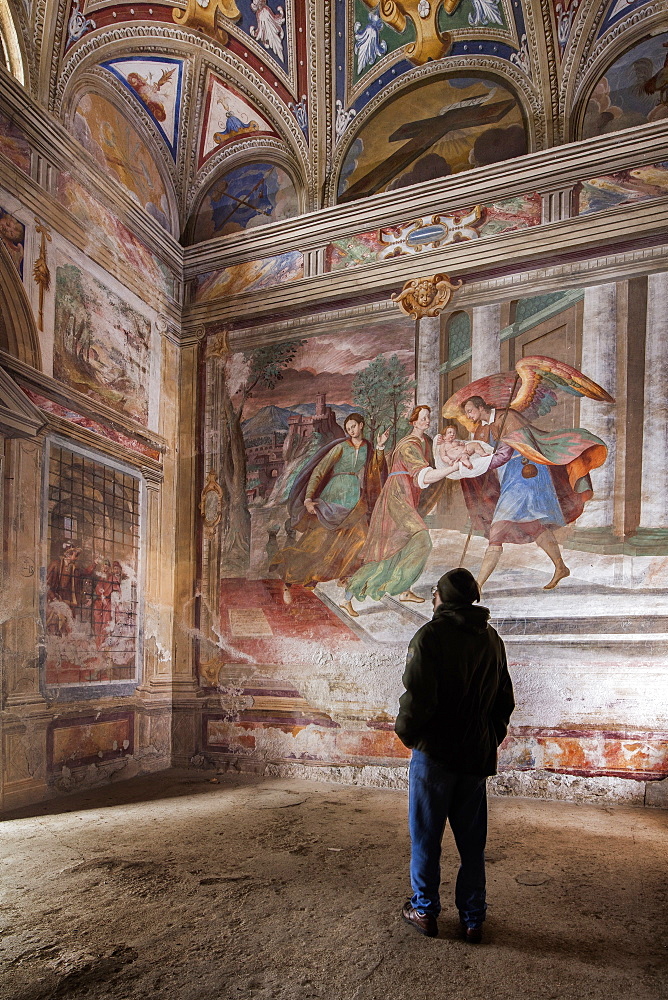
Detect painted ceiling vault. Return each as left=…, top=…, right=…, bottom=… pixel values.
left=1, top=0, right=666, bottom=239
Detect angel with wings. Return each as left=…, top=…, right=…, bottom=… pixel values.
left=441, top=356, right=614, bottom=591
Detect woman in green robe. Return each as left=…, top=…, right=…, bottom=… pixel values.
left=270, top=414, right=388, bottom=594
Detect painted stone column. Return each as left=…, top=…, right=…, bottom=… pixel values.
left=471, top=303, right=501, bottom=381
left=415, top=316, right=441, bottom=419
left=576, top=282, right=617, bottom=535
left=636, top=270, right=668, bottom=550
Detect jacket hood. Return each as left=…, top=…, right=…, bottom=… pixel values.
left=433, top=602, right=490, bottom=633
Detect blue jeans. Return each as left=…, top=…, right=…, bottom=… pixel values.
left=408, top=749, right=488, bottom=927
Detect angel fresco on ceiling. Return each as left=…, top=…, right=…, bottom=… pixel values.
left=103, top=58, right=183, bottom=156
left=350, top=0, right=512, bottom=86
left=440, top=357, right=614, bottom=591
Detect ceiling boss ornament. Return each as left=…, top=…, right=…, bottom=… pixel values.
left=392, top=273, right=463, bottom=319
left=362, top=0, right=464, bottom=65
left=172, top=0, right=241, bottom=43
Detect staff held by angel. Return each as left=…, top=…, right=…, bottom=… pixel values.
left=441, top=355, right=615, bottom=591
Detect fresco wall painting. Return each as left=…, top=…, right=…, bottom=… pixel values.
left=582, top=31, right=668, bottom=138
left=72, top=93, right=172, bottom=230
left=54, top=262, right=152, bottom=424
left=0, top=109, right=30, bottom=173
left=47, top=712, right=134, bottom=769
left=56, top=172, right=173, bottom=297
left=338, top=74, right=528, bottom=203
left=45, top=443, right=140, bottom=689
left=198, top=277, right=667, bottom=782
left=0, top=204, right=24, bottom=275
left=191, top=161, right=299, bottom=241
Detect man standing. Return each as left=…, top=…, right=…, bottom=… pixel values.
left=395, top=567, right=514, bottom=941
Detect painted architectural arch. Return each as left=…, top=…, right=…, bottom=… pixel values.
left=581, top=29, right=668, bottom=139
left=71, top=91, right=174, bottom=232
left=336, top=71, right=528, bottom=203
left=189, top=158, right=301, bottom=242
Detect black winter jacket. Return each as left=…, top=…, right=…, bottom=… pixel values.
left=394, top=602, right=515, bottom=776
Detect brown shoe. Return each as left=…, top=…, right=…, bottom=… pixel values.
left=460, top=922, right=483, bottom=944
left=401, top=901, right=438, bottom=937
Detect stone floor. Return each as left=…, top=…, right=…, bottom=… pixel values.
left=1, top=770, right=667, bottom=1000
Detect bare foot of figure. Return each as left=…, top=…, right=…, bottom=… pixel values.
left=340, top=600, right=359, bottom=618
left=399, top=590, right=425, bottom=603
left=543, top=564, right=570, bottom=590
left=282, top=583, right=292, bottom=605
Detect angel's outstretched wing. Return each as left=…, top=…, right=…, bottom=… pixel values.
left=513, top=356, right=614, bottom=420
left=442, top=355, right=614, bottom=430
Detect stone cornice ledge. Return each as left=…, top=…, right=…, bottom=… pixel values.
left=183, top=195, right=668, bottom=330
left=0, top=71, right=183, bottom=274
left=0, top=351, right=168, bottom=455
left=183, top=119, right=668, bottom=275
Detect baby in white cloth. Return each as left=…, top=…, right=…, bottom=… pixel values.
left=435, top=424, right=489, bottom=470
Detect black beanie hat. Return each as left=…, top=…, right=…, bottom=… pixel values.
left=436, top=567, right=481, bottom=605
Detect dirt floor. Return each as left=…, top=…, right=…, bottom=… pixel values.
left=1, top=770, right=667, bottom=1000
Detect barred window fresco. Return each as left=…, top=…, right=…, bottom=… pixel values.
left=447, top=310, right=472, bottom=362
left=45, top=444, right=140, bottom=688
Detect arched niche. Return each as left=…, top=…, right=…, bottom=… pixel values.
left=579, top=28, right=668, bottom=140
left=0, top=0, right=25, bottom=85
left=186, top=156, right=302, bottom=244
left=335, top=71, right=529, bottom=205
left=70, top=90, right=176, bottom=234
left=0, top=238, right=41, bottom=370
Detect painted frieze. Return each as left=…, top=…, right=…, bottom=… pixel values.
left=193, top=250, right=303, bottom=300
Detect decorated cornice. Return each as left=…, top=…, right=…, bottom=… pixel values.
left=223, top=239, right=668, bottom=350
left=184, top=116, right=668, bottom=276
left=0, top=349, right=169, bottom=462
left=182, top=193, right=668, bottom=330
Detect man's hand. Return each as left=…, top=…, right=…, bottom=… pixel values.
left=376, top=428, right=390, bottom=449
left=304, top=498, right=318, bottom=515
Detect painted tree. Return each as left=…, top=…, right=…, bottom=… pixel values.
left=383, top=353, right=417, bottom=451
left=219, top=338, right=305, bottom=576
left=351, top=353, right=415, bottom=451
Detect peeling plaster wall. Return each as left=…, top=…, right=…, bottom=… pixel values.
left=0, top=138, right=179, bottom=813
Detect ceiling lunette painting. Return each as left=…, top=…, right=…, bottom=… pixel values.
left=558, top=0, right=663, bottom=137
